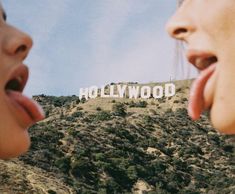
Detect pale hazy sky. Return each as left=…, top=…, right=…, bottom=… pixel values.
left=2, top=0, right=197, bottom=96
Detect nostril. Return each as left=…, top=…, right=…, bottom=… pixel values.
left=15, top=45, right=27, bottom=54
left=173, top=28, right=188, bottom=36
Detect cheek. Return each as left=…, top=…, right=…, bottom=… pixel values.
left=201, top=4, right=235, bottom=48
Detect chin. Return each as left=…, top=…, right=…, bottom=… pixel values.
left=0, top=130, right=31, bottom=160
left=211, top=106, right=235, bottom=135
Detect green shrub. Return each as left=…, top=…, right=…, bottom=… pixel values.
left=137, top=101, right=148, bottom=108
left=129, top=100, right=147, bottom=108
left=55, top=156, right=71, bottom=173
left=65, top=116, right=76, bottom=122
left=142, top=115, right=154, bottom=125
left=72, top=111, right=83, bottom=118
left=127, top=166, right=138, bottom=180
left=77, top=106, right=83, bottom=110
left=94, top=153, right=105, bottom=161
left=45, top=110, right=50, bottom=117
left=47, top=190, right=57, bottom=194
left=112, top=103, right=127, bottom=117
left=95, top=111, right=112, bottom=121
left=80, top=97, right=86, bottom=103
left=96, top=107, right=102, bottom=111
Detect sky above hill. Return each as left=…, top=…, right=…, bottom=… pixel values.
left=2, top=0, right=197, bottom=96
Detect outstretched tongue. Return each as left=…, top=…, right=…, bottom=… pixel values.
left=188, top=64, right=216, bottom=120
left=7, top=90, right=45, bottom=123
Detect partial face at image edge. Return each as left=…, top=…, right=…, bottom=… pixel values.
left=0, top=2, right=44, bottom=159
left=166, top=0, right=235, bottom=134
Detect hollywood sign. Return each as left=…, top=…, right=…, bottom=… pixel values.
left=79, top=83, right=175, bottom=99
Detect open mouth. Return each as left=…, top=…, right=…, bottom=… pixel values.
left=5, top=76, right=26, bottom=93
left=186, top=50, right=218, bottom=120
left=4, top=64, right=28, bottom=94
left=4, top=65, right=44, bottom=128
left=187, top=50, right=218, bottom=70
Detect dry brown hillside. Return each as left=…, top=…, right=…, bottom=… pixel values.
left=0, top=80, right=234, bottom=194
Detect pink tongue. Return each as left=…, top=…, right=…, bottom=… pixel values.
left=188, top=65, right=216, bottom=120
left=7, top=90, right=45, bottom=122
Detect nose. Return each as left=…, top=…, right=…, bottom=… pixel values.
left=3, top=25, right=33, bottom=60
left=166, top=10, right=195, bottom=41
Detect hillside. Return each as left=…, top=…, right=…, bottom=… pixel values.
left=0, top=80, right=234, bottom=194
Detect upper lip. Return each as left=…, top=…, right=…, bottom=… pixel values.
left=5, top=65, right=29, bottom=93
left=186, top=49, right=218, bottom=70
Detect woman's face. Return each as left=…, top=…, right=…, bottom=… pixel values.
left=166, top=0, right=235, bottom=134
left=0, top=4, right=44, bottom=159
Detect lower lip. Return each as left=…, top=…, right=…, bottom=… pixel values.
left=188, top=64, right=216, bottom=120
left=5, top=90, right=44, bottom=129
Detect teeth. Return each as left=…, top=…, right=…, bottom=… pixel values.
left=195, top=58, right=204, bottom=69
left=16, top=76, right=23, bottom=84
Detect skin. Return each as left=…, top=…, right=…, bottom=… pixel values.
left=166, top=0, right=235, bottom=134
left=0, top=3, right=34, bottom=159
